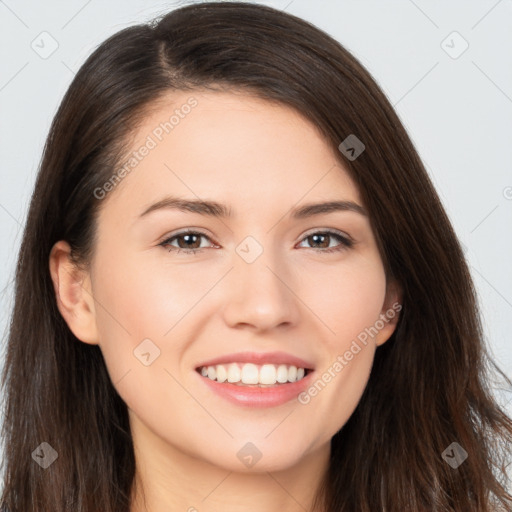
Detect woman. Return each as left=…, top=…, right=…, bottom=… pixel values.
left=1, top=2, right=511, bottom=511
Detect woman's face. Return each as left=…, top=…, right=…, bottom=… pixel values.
left=75, top=90, right=400, bottom=472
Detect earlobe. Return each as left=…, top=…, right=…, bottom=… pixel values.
left=375, top=278, right=403, bottom=347
left=49, top=240, right=99, bottom=345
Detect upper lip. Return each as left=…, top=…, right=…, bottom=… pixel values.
left=195, top=351, right=315, bottom=370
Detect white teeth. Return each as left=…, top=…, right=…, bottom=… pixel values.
left=259, top=364, right=277, bottom=385
left=198, top=362, right=310, bottom=385
left=241, top=363, right=259, bottom=384
left=276, top=364, right=288, bottom=383
left=216, top=364, right=227, bottom=383
left=227, top=363, right=241, bottom=383
left=287, top=365, right=297, bottom=382
left=207, top=366, right=216, bottom=380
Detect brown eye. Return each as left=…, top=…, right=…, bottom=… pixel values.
left=298, top=230, right=353, bottom=253
left=160, top=231, right=213, bottom=254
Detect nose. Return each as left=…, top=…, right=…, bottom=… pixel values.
left=221, top=249, right=301, bottom=332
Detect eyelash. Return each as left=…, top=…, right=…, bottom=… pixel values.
left=159, top=229, right=354, bottom=255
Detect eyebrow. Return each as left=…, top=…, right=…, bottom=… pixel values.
left=138, top=196, right=367, bottom=219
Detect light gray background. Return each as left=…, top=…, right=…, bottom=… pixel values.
left=0, top=0, right=511, bottom=455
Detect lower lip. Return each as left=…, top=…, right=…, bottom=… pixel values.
left=195, top=370, right=315, bottom=408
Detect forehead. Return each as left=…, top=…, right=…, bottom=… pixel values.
left=98, top=89, right=363, bottom=220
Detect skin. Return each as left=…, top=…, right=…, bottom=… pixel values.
left=50, top=90, right=402, bottom=512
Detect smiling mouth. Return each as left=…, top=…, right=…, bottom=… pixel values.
left=195, top=362, right=313, bottom=387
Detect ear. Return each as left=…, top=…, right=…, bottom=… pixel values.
left=374, top=278, right=403, bottom=347
left=49, top=240, right=99, bottom=345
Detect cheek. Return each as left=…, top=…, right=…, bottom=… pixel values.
left=297, top=256, right=387, bottom=434
left=91, top=249, right=204, bottom=337
left=89, top=247, right=219, bottom=384
left=296, top=251, right=385, bottom=404
left=300, top=254, right=387, bottom=347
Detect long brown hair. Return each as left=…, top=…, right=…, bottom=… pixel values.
left=1, top=2, right=511, bottom=511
